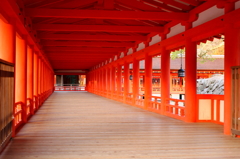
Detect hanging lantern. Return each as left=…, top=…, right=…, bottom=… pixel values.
left=178, top=68, right=185, bottom=77
left=178, top=50, right=185, bottom=77
left=129, top=74, right=133, bottom=80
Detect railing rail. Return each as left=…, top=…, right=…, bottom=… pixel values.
left=135, top=94, right=144, bottom=108
left=54, top=86, right=86, bottom=91
left=126, top=93, right=133, bottom=105
left=14, top=102, right=24, bottom=130
left=165, top=98, right=185, bottom=120
left=148, top=96, right=161, bottom=112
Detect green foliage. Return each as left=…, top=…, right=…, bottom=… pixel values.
left=170, top=38, right=224, bottom=63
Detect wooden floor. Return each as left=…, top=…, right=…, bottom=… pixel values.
left=1, top=92, right=240, bottom=159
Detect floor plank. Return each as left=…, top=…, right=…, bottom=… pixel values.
left=1, top=92, right=240, bottom=159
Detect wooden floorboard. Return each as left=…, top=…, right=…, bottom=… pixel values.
left=1, top=92, right=240, bottom=159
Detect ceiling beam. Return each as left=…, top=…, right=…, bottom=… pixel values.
left=46, top=51, right=116, bottom=55
left=25, top=8, right=189, bottom=21
left=33, top=24, right=163, bottom=33
left=38, top=33, right=148, bottom=41
left=44, top=46, right=126, bottom=52
left=41, top=40, right=135, bottom=47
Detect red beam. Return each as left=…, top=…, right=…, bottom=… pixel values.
left=33, top=24, right=163, bottom=33
left=38, top=33, right=148, bottom=41
left=25, top=8, right=189, bottom=21
left=44, top=46, right=125, bottom=52
left=41, top=40, right=135, bottom=47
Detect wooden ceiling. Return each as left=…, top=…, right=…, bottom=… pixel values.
left=20, top=0, right=205, bottom=70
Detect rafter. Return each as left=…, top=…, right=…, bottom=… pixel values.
left=25, top=8, right=189, bottom=21
left=179, top=0, right=201, bottom=6
left=38, top=33, right=148, bottom=41
left=41, top=40, right=135, bottom=47
left=33, top=24, right=164, bottom=33
left=44, top=46, right=126, bottom=52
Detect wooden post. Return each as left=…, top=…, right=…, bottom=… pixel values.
left=224, top=26, right=240, bottom=135
left=117, top=64, right=122, bottom=100
left=133, top=58, right=139, bottom=106
left=144, top=54, right=152, bottom=109
left=124, top=62, right=129, bottom=103
left=33, top=52, right=39, bottom=110
left=27, top=46, right=34, bottom=115
left=15, top=35, right=27, bottom=123
left=185, top=39, right=197, bottom=122
left=111, top=65, right=116, bottom=99
left=161, top=47, right=170, bottom=115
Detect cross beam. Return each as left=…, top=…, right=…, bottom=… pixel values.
left=44, top=46, right=126, bottom=52
left=38, top=33, right=148, bottom=41
left=33, top=24, right=163, bottom=33
left=42, top=40, right=135, bottom=47
left=25, top=8, right=189, bottom=21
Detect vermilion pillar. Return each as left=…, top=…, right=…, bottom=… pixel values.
left=117, top=64, right=122, bottom=99
left=15, top=35, right=27, bottom=123
left=185, top=39, right=197, bottom=122
left=224, top=26, right=240, bottom=135
left=111, top=66, right=116, bottom=99
left=33, top=52, right=38, bottom=109
left=133, top=58, right=139, bottom=106
left=27, top=46, right=34, bottom=115
left=124, top=62, right=129, bottom=103
left=144, top=54, right=152, bottom=109
left=0, top=17, right=15, bottom=63
left=161, top=47, right=170, bottom=115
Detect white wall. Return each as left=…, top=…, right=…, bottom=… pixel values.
left=193, top=6, right=224, bottom=28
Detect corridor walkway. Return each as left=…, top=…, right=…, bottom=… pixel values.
left=1, top=92, right=240, bottom=159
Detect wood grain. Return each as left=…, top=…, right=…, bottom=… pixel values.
left=1, top=92, right=240, bottom=159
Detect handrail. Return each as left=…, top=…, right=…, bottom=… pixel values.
left=126, top=93, right=133, bottom=104
left=165, top=98, right=185, bottom=120
left=26, top=98, right=32, bottom=117
left=54, top=86, right=86, bottom=91
left=148, top=96, right=161, bottom=111
left=14, top=102, right=24, bottom=130
left=135, top=94, right=144, bottom=108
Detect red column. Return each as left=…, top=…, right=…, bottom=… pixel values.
left=111, top=65, right=116, bottom=99
left=161, top=47, right=170, bottom=115
left=15, top=35, right=27, bottom=123
left=185, top=39, right=197, bottom=122
left=33, top=52, right=39, bottom=109
left=117, top=64, right=122, bottom=100
left=124, top=62, right=129, bottom=103
left=133, top=58, right=139, bottom=106
left=144, top=54, right=152, bottom=109
left=27, top=46, right=34, bottom=115
left=224, top=26, right=240, bottom=135
left=0, top=17, right=15, bottom=63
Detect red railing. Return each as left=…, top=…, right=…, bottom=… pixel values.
left=55, top=85, right=86, bottom=91
left=148, top=96, right=161, bottom=112
left=118, top=92, right=124, bottom=102
left=14, top=102, right=24, bottom=131
left=126, top=93, right=133, bottom=105
left=112, top=91, right=118, bottom=100
left=26, top=98, right=32, bottom=118
left=165, top=98, right=185, bottom=121
left=135, top=94, right=144, bottom=108
left=197, top=94, right=224, bottom=125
